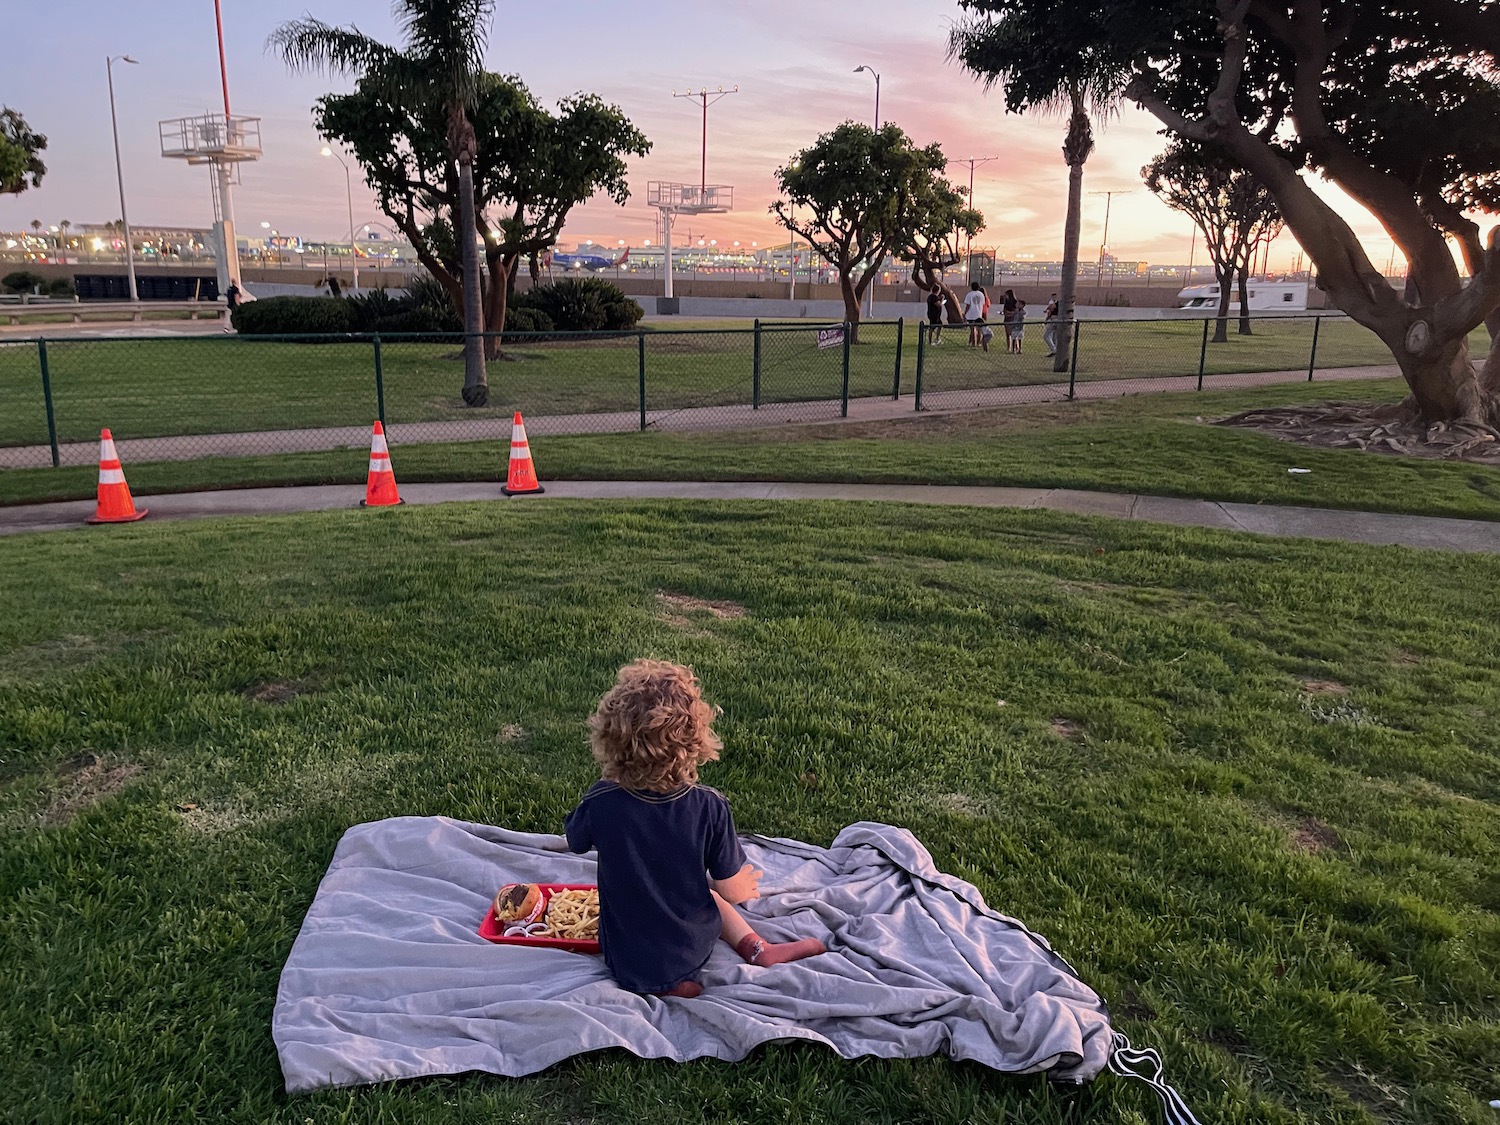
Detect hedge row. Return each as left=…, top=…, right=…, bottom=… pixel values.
left=230, top=276, right=642, bottom=337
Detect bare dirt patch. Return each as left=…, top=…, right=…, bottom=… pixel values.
left=1291, top=816, right=1343, bottom=855
left=498, top=724, right=526, bottom=743
left=44, top=753, right=143, bottom=825
left=931, top=792, right=985, bottom=817
left=1219, top=403, right=1500, bottom=463
left=1300, top=679, right=1349, bottom=695
left=1049, top=719, right=1082, bottom=739
left=655, top=592, right=747, bottom=625
left=245, top=680, right=307, bottom=705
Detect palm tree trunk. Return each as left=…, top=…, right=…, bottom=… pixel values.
left=457, top=152, right=488, bottom=406
left=1053, top=158, right=1085, bottom=373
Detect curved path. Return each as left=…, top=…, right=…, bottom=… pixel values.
left=2, top=479, right=1497, bottom=554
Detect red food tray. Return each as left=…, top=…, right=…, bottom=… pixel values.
left=478, top=883, right=601, bottom=955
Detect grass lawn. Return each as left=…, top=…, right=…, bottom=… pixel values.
left=3, top=318, right=1478, bottom=449
left=6, top=377, right=1500, bottom=523
left=1, top=501, right=1496, bottom=1124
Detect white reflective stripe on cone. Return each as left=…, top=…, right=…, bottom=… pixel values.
left=98, top=469, right=126, bottom=484
left=368, top=459, right=390, bottom=474
left=510, top=446, right=528, bottom=460
left=101, top=439, right=120, bottom=460
left=371, top=433, right=389, bottom=454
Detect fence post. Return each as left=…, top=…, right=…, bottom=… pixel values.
left=372, top=335, right=386, bottom=428
left=891, top=317, right=904, bottom=399
left=841, top=322, right=852, bottom=417
left=1067, top=320, right=1081, bottom=400
left=1196, top=317, right=1210, bottom=391
left=914, top=320, right=926, bottom=411
left=638, top=331, right=648, bottom=431
left=752, top=318, right=761, bottom=410
left=38, top=338, right=59, bottom=468
left=1307, top=316, right=1321, bottom=382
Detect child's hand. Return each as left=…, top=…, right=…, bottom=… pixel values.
left=713, top=863, right=762, bottom=905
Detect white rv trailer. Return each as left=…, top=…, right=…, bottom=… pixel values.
left=1177, top=281, right=1308, bottom=311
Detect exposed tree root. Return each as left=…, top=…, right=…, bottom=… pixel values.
left=1217, top=402, right=1500, bottom=463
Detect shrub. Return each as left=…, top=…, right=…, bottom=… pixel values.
left=503, top=306, right=554, bottom=335
left=403, top=273, right=462, bottom=332
left=370, top=308, right=449, bottom=337
left=515, top=277, right=642, bottom=332
left=231, top=295, right=355, bottom=336
left=344, top=288, right=407, bottom=332
left=46, top=277, right=75, bottom=297
left=2, top=270, right=45, bottom=294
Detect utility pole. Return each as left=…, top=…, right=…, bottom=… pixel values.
left=672, top=86, right=738, bottom=194
left=1089, top=190, right=1132, bottom=265
left=947, top=156, right=998, bottom=276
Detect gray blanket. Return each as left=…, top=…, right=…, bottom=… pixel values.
left=274, top=817, right=1116, bottom=1094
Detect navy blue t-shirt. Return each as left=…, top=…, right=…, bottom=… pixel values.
left=564, top=780, right=747, bottom=993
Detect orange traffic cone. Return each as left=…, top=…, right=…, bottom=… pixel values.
left=86, top=428, right=148, bottom=524
left=361, top=421, right=403, bottom=507
left=502, top=412, right=544, bottom=496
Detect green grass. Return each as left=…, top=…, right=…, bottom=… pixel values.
left=6, top=378, right=1500, bottom=522
left=1, top=501, right=1497, bottom=1124
left=4, top=318, right=1479, bottom=448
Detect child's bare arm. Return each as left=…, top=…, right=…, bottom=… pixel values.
left=710, top=862, right=762, bottom=905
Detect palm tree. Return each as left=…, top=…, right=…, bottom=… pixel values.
left=270, top=0, right=494, bottom=406
left=59, top=219, right=70, bottom=261
left=1046, top=80, right=1117, bottom=373
left=948, top=17, right=1125, bottom=372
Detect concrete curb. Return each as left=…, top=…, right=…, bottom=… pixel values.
left=3, top=479, right=1498, bottom=554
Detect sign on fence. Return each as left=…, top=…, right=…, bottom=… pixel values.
left=817, top=327, right=845, bottom=349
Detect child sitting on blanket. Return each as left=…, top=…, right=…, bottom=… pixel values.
left=565, top=659, right=827, bottom=998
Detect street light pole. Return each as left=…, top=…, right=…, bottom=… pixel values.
left=321, top=145, right=359, bottom=292
left=106, top=54, right=140, bottom=301
left=1090, top=189, right=1132, bottom=266
left=853, top=65, right=881, bottom=129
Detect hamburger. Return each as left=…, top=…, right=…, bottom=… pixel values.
left=493, top=882, right=545, bottom=924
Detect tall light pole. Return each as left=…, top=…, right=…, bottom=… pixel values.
left=853, top=65, right=881, bottom=129
left=321, top=145, right=358, bottom=292
left=106, top=54, right=140, bottom=301
left=671, top=85, right=738, bottom=195
left=947, top=156, right=998, bottom=277
left=1090, top=189, right=1132, bottom=265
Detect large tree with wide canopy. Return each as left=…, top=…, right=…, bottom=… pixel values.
left=950, top=0, right=1500, bottom=431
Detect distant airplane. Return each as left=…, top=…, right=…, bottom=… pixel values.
left=544, top=246, right=628, bottom=272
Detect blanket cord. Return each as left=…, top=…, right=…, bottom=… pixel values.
left=1106, top=1032, right=1206, bottom=1125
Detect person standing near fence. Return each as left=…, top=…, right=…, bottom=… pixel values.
left=962, top=281, right=987, bottom=348
left=926, top=285, right=945, bottom=345
left=1010, top=298, right=1027, bottom=353
left=1000, top=289, right=1018, bottom=351
left=1043, top=293, right=1059, bottom=356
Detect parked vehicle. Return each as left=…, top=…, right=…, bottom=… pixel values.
left=1178, top=281, right=1308, bottom=311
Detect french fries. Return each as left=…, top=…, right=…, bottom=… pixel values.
left=539, top=888, right=600, bottom=940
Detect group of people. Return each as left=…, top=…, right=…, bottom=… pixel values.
left=924, top=284, right=1062, bottom=357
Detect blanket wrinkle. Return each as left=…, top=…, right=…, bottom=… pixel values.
left=275, top=816, right=1115, bottom=1093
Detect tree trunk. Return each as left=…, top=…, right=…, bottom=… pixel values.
left=483, top=253, right=510, bottom=361
left=1054, top=158, right=1085, bottom=373
left=1397, top=332, right=1495, bottom=425
left=1236, top=267, right=1253, bottom=335
left=839, top=272, right=862, bottom=344
left=456, top=152, right=488, bottom=406
left=1213, top=265, right=1233, bottom=343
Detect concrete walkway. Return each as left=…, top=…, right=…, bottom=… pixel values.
left=0, top=363, right=1399, bottom=470
left=3, top=479, right=1497, bottom=554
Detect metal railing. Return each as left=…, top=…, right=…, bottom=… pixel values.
left=0, top=315, right=1417, bottom=472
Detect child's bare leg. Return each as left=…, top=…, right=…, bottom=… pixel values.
left=712, top=890, right=828, bottom=968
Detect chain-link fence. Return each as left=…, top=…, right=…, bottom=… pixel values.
left=0, top=315, right=1424, bottom=472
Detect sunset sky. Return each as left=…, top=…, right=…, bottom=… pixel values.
left=1, top=0, right=1425, bottom=271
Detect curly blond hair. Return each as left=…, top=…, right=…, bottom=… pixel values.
left=588, top=659, right=723, bottom=792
